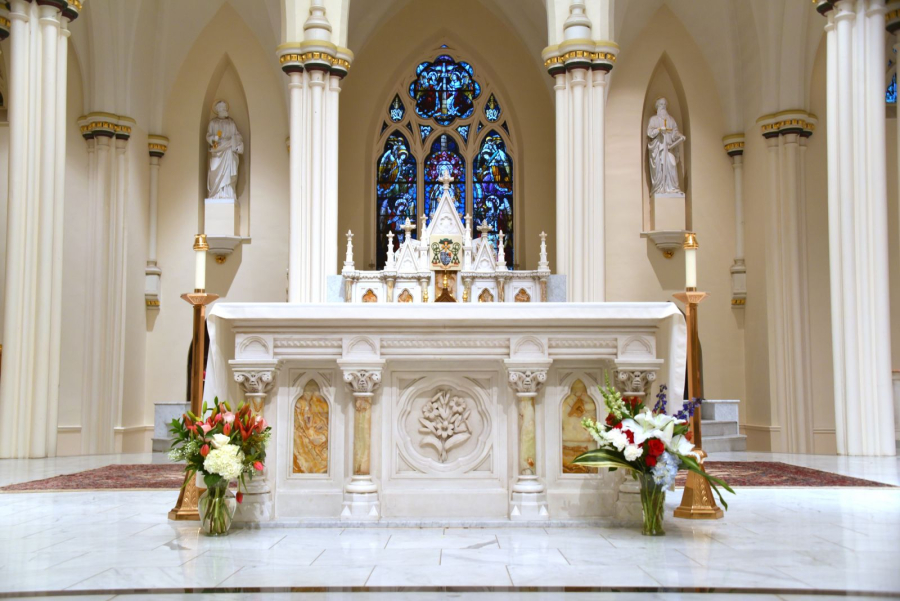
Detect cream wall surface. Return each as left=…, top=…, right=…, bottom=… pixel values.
left=145, top=5, right=288, bottom=416
left=338, top=0, right=554, bottom=272
left=605, top=7, right=746, bottom=412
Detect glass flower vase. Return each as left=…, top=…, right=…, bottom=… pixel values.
left=638, top=473, right=666, bottom=536
left=198, top=479, right=236, bottom=536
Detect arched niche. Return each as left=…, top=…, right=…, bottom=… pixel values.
left=292, top=379, right=331, bottom=475
left=199, top=54, right=251, bottom=237
left=642, top=54, right=692, bottom=232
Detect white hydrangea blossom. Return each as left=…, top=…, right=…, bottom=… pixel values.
left=203, top=443, right=245, bottom=480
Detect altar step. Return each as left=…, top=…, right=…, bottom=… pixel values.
left=152, top=401, right=190, bottom=452
left=700, top=399, right=746, bottom=454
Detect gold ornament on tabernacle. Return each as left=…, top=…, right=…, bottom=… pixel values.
left=561, top=379, right=598, bottom=474
left=478, top=288, right=494, bottom=303
left=292, top=380, right=329, bottom=474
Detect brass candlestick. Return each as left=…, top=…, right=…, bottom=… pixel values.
left=168, top=290, right=219, bottom=521
left=673, top=290, right=723, bottom=520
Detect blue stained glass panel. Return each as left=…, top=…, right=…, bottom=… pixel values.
left=473, top=131, right=513, bottom=265
left=484, top=93, right=502, bottom=122
left=477, top=121, right=484, bottom=134
left=376, top=132, right=417, bottom=269
left=380, top=121, right=388, bottom=135
left=419, top=125, right=433, bottom=142
left=501, top=121, right=510, bottom=134
left=888, top=73, right=897, bottom=104
left=389, top=94, right=405, bottom=121
left=409, top=55, right=482, bottom=126
left=405, top=121, right=413, bottom=133
left=456, top=125, right=469, bottom=143
left=424, top=134, right=465, bottom=217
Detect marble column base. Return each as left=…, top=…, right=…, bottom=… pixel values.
left=234, top=491, right=271, bottom=523
left=615, top=478, right=642, bottom=525
left=510, top=490, right=549, bottom=520
left=341, top=491, right=381, bottom=520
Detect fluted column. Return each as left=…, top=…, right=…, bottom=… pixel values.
left=506, top=364, right=550, bottom=520
left=279, top=0, right=352, bottom=303
left=757, top=113, right=817, bottom=454
left=818, top=0, right=895, bottom=455
left=146, top=136, right=168, bottom=309
left=340, top=367, right=382, bottom=520
left=0, top=0, right=78, bottom=458
left=232, top=361, right=280, bottom=522
left=723, top=135, right=746, bottom=306
left=542, top=3, right=616, bottom=302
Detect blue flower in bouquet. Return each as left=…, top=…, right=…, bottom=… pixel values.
left=651, top=451, right=680, bottom=489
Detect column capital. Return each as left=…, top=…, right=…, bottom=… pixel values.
left=611, top=365, right=659, bottom=399
left=757, top=110, right=816, bottom=139
left=886, top=1, right=900, bottom=34
left=505, top=366, right=549, bottom=398
left=542, top=41, right=618, bottom=78
left=62, top=0, right=82, bottom=22
left=341, top=368, right=383, bottom=397
left=0, top=4, right=10, bottom=41
left=148, top=134, right=168, bottom=159
left=722, top=133, right=745, bottom=157
left=277, top=42, right=353, bottom=78
left=231, top=360, right=281, bottom=397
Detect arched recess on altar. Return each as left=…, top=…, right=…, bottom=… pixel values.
left=339, top=0, right=553, bottom=272
left=641, top=53, right=691, bottom=233
left=200, top=54, right=251, bottom=238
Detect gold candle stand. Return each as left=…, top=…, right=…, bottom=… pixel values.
left=168, top=290, right=219, bottom=521
left=673, top=290, right=723, bottom=520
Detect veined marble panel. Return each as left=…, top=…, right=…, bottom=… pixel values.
left=292, top=380, right=329, bottom=474
left=561, top=379, right=597, bottom=474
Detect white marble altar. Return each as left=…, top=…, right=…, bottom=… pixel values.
left=205, top=303, right=686, bottom=523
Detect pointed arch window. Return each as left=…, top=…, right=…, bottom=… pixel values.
left=376, top=132, right=417, bottom=269
left=375, top=50, right=516, bottom=269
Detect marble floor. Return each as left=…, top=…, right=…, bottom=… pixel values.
left=0, top=452, right=898, bottom=600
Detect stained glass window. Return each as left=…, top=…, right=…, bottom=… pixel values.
left=376, top=132, right=417, bottom=269
left=501, top=121, right=510, bottom=135
left=484, top=93, right=501, bottom=122
left=888, top=73, right=897, bottom=104
left=477, top=121, right=484, bottom=134
left=389, top=95, right=405, bottom=121
left=473, top=131, right=513, bottom=265
left=409, top=55, right=482, bottom=126
left=380, top=121, right=388, bottom=135
left=424, top=134, right=465, bottom=217
left=419, top=125, right=433, bottom=142
left=405, top=122, right=413, bottom=133
left=456, top=125, right=469, bottom=144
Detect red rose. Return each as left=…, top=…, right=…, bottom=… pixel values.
left=645, top=455, right=657, bottom=467
left=647, top=439, right=665, bottom=457
left=200, top=444, right=210, bottom=457
left=236, top=492, right=243, bottom=504
left=624, top=430, right=635, bottom=444
left=605, top=414, right=616, bottom=426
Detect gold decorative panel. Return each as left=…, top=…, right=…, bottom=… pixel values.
left=561, top=379, right=597, bottom=474
left=398, top=289, right=413, bottom=303
left=515, top=288, right=530, bottom=303
left=362, top=289, right=377, bottom=303
left=478, top=288, right=494, bottom=303
left=293, top=380, right=329, bottom=474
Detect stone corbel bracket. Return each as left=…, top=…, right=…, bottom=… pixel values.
left=230, top=359, right=281, bottom=412
left=610, top=360, right=663, bottom=401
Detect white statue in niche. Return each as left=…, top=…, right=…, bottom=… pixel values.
left=206, top=100, right=244, bottom=199
left=647, top=97, right=686, bottom=196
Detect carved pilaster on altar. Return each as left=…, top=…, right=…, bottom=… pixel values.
left=505, top=362, right=551, bottom=520
left=611, top=365, right=660, bottom=402
left=230, top=359, right=280, bottom=523
left=339, top=365, right=384, bottom=520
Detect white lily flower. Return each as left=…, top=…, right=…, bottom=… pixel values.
left=674, top=434, right=695, bottom=456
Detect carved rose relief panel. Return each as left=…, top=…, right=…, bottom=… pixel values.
left=292, top=380, right=329, bottom=474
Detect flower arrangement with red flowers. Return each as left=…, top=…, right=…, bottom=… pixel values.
left=168, top=398, right=271, bottom=535
left=574, top=377, right=733, bottom=536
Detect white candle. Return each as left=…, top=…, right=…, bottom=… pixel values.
left=684, top=232, right=698, bottom=289
left=194, top=234, right=208, bottom=291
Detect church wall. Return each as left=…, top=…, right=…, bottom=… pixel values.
left=56, top=47, right=92, bottom=456
left=605, top=7, right=746, bottom=419
left=145, top=5, right=289, bottom=417
left=338, top=0, right=555, bottom=271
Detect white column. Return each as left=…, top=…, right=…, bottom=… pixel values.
left=0, top=0, right=74, bottom=458
left=111, top=128, right=131, bottom=448
left=146, top=137, right=167, bottom=308
left=280, top=1, right=351, bottom=303
left=824, top=0, right=895, bottom=455
left=542, top=2, right=616, bottom=302
left=340, top=367, right=383, bottom=520
left=506, top=365, right=550, bottom=520
left=723, top=135, right=746, bottom=306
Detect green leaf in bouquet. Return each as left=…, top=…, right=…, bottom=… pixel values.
left=572, top=449, right=636, bottom=473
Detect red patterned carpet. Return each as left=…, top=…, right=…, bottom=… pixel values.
left=0, top=461, right=893, bottom=492
left=673, top=461, right=895, bottom=488
left=1, top=463, right=185, bottom=492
